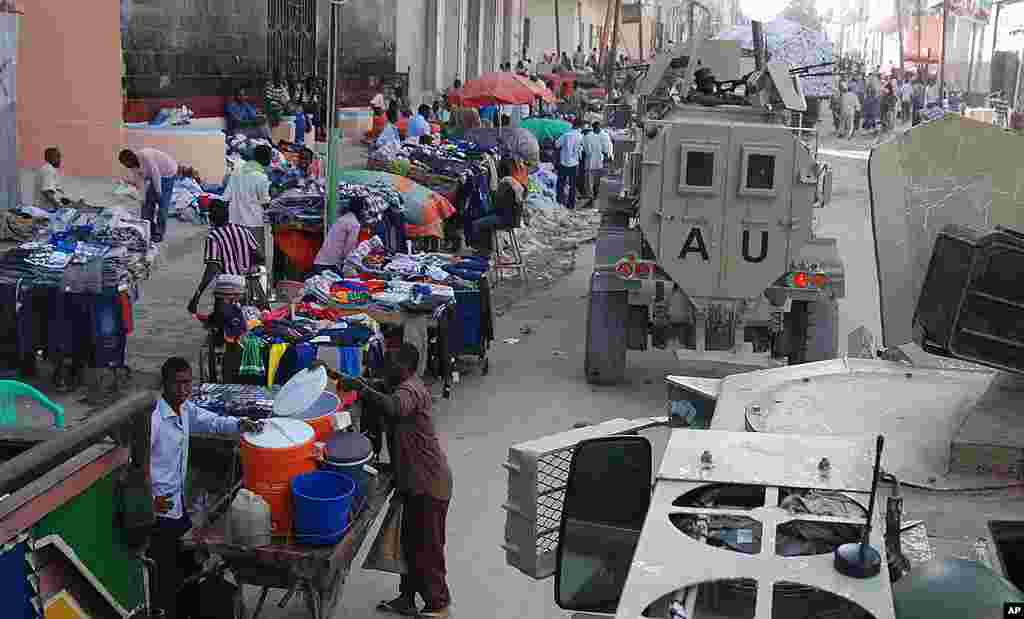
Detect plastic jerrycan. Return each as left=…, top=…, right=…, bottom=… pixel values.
left=226, top=488, right=272, bottom=548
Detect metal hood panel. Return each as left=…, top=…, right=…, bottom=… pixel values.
left=869, top=115, right=1024, bottom=348
left=708, top=358, right=996, bottom=484
left=657, top=429, right=878, bottom=492
left=615, top=482, right=895, bottom=619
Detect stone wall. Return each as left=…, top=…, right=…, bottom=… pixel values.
left=121, top=0, right=268, bottom=100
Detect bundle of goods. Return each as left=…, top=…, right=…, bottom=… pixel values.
left=0, top=206, right=155, bottom=291
left=190, top=383, right=275, bottom=419
left=0, top=208, right=49, bottom=242
left=170, top=175, right=223, bottom=224
left=367, top=140, right=498, bottom=242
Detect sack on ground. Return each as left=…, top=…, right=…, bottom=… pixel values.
left=362, top=494, right=407, bottom=574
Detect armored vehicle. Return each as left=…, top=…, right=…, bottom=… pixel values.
left=587, top=20, right=841, bottom=384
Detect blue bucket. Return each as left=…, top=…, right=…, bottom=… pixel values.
left=321, top=432, right=373, bottom=510
left=291, top=471, right=356, bottom=545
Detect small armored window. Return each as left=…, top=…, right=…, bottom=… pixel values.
left=746, top=153, right=776, bottom=190
left=685, top=151, right=715, bottom=187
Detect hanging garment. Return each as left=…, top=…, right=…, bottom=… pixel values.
left=338, top=346, right=362, bottom=377
left=266, top=342, right=289, bottom=387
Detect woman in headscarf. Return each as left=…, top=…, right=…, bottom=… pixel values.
left=363, top=94, right=389, bottom=144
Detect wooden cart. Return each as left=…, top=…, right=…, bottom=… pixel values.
left=182, top=458, right=393, bottom=619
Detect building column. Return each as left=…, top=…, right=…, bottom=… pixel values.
left=434, top=0, right=446, bottom=90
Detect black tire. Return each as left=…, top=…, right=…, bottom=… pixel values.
left=481, top=357, right=490, bottom=375
left=443, top=385, right=451, bottom=399
left=786, top=299, right=839, bottom=365
left=584, top=273, right=629, bottom=385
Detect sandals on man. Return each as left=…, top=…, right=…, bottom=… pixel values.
left=377, top=597, right=418, bottom=616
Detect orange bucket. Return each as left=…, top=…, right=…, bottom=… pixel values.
left=240, top=418, right=318, bottom=535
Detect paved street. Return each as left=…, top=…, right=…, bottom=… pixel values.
left=6, top=124, right=895, bottom=618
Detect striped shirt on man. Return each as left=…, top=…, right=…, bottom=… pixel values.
left=204, top=224, right=259, bottom=275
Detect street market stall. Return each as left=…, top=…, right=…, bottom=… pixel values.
left=170, top=370, right=395, bottom=619
left=0, top=205, right=156, bottom=391
left=368, top=138, right=502, bottom=251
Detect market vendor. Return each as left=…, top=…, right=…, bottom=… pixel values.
left=363, top=94, right=389, bottom=144
left=313, top=198, right=368, bottom=275
left=119, top=147, right=178, bottom=244
left=375, top=108, right=401, bottom=149
left=38, top=147, right=72, bottom=209
left=263, top=70, right=291, bottom=128
left=224, top=144, right=272, bottom=256
left=339, top=343, right=453, bottom=619
left=149, top=357, right=264, bottom=619
left=225, top=88, right=270, bottom=140
left=408, top=104, right=432, bottom=139
left=188, top=199, right=264, bottom=315
left=469, top=159, right=525, bottom=256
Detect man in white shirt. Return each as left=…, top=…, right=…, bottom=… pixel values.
left=149, top=357, right=262, bottom=619
left=554, top=119, right=585, bottom=208
left=900, top=79, right=913, bottom=123
left=38, top=147, right=71, bottom=209
left=582, top=121, right=613, bottom=207
left=224, top=144, right=272, bottom=256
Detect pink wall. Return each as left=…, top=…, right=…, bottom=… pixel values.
left=17, top=0, right=123, bottom=178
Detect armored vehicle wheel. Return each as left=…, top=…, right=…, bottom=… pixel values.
left=786, top=298, right=839, bottom=365
left=585, top=272, right=629, bottom=385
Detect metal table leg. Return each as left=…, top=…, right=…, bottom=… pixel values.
left=264, top=225, right=276, bottom=301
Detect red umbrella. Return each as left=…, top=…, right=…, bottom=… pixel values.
left=516, top=74, right=558, bottom=103
left=448, top=72, right=556, bottom=107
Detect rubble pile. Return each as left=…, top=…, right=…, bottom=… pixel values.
left=501, top=204, right=601, bottom=285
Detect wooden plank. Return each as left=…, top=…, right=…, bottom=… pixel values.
left=0, top=446, right=129, bottom=544
left=0, top=427, right=64, bottom=445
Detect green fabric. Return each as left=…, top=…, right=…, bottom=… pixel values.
left=239, top=335, right=266, bottom=378
left=33, top=472, right=145, bottom=612
left=521, top=118, right=572, bottom=142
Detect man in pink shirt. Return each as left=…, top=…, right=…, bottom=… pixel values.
left=120, top=148, right=179, bottom=243
left=313, top=200, right=365, bottom=275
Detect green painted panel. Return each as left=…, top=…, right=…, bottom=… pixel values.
left=32, top=471, right=143, bottom=612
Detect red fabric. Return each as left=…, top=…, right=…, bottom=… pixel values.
left=274, top=228, right=321, bottom=274
left=357, top=228, right=371, bottom=243
left=400, top=494, right=451, bottom=610
left=119, top=293, right=133, bottom=336
left=365, top=113, right=387, bottom=139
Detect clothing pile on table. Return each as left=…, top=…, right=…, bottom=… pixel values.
left=0, top=209, right=49, bottom=242
left=189, top=383, right=275, bottom=419
left=0, top=206, right=155, bottom=291
left=169, top=176, right=225, bottom=224
left=367, top=139, right=499, bottom=247
left=277, top=250, right=492, bottom=381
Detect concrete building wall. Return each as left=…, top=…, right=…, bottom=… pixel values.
left=396, top=0, right=430, bottom=104
left=121, top=0, right=267, bottom=99
left=525, top=0, right=580, bottom=61
left=317, top=0, right=396, bottom=78
left=19, top=0, right=123, bottom=178
left=443, top=0, right=466, bottom=87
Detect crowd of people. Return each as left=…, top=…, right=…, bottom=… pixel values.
left=831, top=69, right=948, bottom=140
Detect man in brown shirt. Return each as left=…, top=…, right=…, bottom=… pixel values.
left=344, top=343, right=452, bottom=618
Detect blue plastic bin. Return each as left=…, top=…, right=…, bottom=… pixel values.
left=291, top=471, right=356, bottom=545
